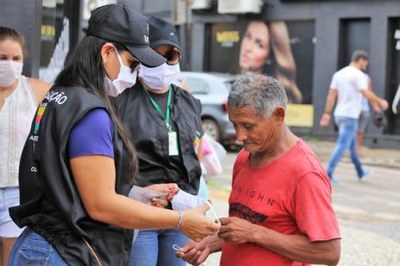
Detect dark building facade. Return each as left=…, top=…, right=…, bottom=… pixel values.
left=151, top=0, right=400, bottom=148
left=0, top=0, right=82, bottom=83
left=1, top=0, right=400, bottom=147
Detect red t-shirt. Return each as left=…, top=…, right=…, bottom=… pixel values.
left=220, top=140, right=341, bottom=266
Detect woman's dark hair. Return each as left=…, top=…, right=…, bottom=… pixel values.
left=55, top=35, right=138, bottom=179
left=0, top=26, right=26, bottom=55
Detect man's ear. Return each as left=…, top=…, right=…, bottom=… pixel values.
left=100, top=43, right=115, bottom=64
left=273, top=106, right=285, bottom=122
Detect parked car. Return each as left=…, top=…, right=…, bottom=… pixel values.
left=182, top=71, right=237, bottom=145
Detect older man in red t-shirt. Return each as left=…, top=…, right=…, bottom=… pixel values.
left=177, top=74, right=341, bottom=266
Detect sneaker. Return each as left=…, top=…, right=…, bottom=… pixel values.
left=330, top=177, right=342, bottom=185
left=359, top=170, right=371, bottom=182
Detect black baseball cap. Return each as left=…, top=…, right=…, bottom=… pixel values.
left=86, top=3, right=166, bottom=67
left=149, top=17, right=181, bottom=50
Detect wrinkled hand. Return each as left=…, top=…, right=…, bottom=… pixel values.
left=176, top=240, right=210, bottom=266
left=180, top=204, right=220, bottom=241
left=319, top=113, right=331, bottom=127
left=218, top=217, right=254, bottom=244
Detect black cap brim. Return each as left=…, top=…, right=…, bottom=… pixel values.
left=127, top=45, right=166, bottom=67
left=150, top=40, right=181, bottom=51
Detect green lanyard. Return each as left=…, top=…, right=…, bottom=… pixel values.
left=145, top=86, right=173, bottom=129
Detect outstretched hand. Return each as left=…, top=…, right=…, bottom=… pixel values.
left=175, top=240, right=210, bottom=266
left=179, top=204, right=220, bottom=241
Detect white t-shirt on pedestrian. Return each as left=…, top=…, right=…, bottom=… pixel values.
left=361, top=73, right=370, bottom=113
left=330, top=65, right=368, bottom=119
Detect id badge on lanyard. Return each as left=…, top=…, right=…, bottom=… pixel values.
left=145, top=86, right=179, bottom=156
left=168, top=130, right=179, bottom=156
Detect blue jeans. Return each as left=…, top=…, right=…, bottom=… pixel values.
left=327, top=117, right=365, bottom=178
left=0, top=187, right=24, bottom=237
left=130, top=229, right=188, bottom=266
left=8, top=227, right=68, bottom=266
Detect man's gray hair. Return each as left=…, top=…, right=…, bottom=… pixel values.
left=228, top=74, right=287, bottom=117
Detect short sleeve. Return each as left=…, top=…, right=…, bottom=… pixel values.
left=293, top=172, right=341, bottom=242
left=357, top=72, right=369, bottom=92
left=329, top=73, right=338, bottom=90
left=67, top=108, right=114, bottom=159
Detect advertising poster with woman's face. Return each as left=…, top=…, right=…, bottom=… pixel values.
left=209, top=20, right=315, bottom=105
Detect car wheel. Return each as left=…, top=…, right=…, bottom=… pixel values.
left=202, top=118, right=221, bottom=142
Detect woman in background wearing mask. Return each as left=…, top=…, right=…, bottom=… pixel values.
left=0, top=26, right=50, bottom=265
left=116, top=17, right=206, bottom=266
left=8, top=4, right=218, bottom=266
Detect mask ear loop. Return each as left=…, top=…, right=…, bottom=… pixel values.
left=112, top=47, right=123, bottom=66
left=114, top=47, right=140, bottom=73
left=172, top=244, right=181, bottom=251
left=206, top=201, right=221, bottom=226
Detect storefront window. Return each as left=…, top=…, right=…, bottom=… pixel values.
left=39, top=0, right=117, bottom=83
left=386, top=18, right=400, bottom=134
left=83, top=0, right=116, bottom=21
left=40, top=0, right=67, bottom=83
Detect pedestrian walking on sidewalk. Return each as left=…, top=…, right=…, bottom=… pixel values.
left=320, top=50, right=388, bottom=184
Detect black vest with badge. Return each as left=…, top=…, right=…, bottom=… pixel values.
left=10, top=87, right=133, bottom=266
left=115, top=83, right=203, bottom=195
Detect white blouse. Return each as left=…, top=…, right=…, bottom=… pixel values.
left=0, top=76, right=37, bottom=187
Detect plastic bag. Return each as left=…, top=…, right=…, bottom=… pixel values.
left=201, top=134, right=227, bottom=179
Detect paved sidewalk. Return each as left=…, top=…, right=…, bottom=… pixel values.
left=304, top=138, right=400, bottom=169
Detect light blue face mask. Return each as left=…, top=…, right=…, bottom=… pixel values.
left=104, top=48, right=138, bottom=97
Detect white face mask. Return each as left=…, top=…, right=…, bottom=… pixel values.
left=171, top=73, right=185, bottom=88
left=0, top=60, right=23, bottom=88
left=104, top=48, right=137, bottom=97
left=138, top=63, right=181, bottom=90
